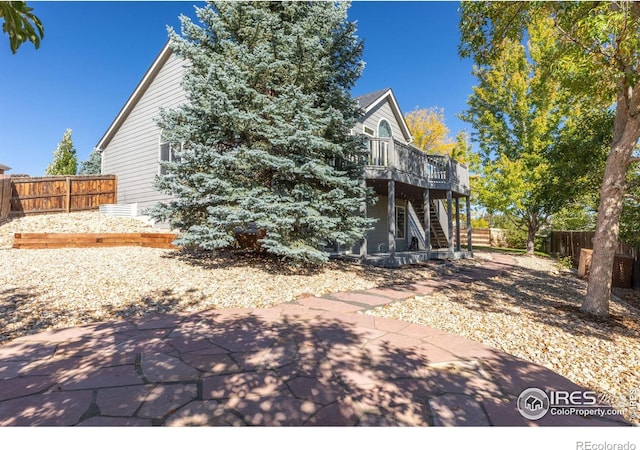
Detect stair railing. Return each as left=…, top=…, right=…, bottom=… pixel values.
left=407, top=201, right=427, bottom=251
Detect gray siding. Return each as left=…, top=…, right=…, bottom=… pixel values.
left=357, top=99, right=410, bottom=145
left=366, top=196, right=408, bottom=253
left=102, top=53, right=187, bottom=214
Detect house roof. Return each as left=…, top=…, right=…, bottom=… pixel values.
left=96, top=42, right=414, bottom=150
left=0, top=164, right=10, bottom=172
left=354, top=88, right=391, bottom=110
left=96, top=41, right=174, bottom=151
left=355, top=87, right=413, bottom=142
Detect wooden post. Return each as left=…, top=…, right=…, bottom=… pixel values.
left=388, top=179, right=396, bottom=258
left=65, top=177, right=72, bottom=213
left=0, top=176, right=11, bottom=220
left=113, top=175, right=118, bottom=205
left=447, top=190, right=454, bottom=254
left=423, top=189, right=430, bottom=255
left=466, top=196, right=472, bottom=252
left=570, top=231, right=575, bottom=264
left=633, top=246, right=640, bottom=290
left=455, top=197, right=461, bottom=251
left=360, top=180, right=368, bottom=260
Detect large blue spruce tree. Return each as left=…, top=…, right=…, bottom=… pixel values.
left=152, top=1, right=374, bottom=264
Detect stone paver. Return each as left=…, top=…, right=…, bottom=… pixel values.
left=95, top=385, right=154, bottom=416
left=137, top=384, right=198, bottom=419
left=297, top=296, right=364, bottom=313
left=0, top=376, right=54, bottom=402
left=140, top=352, right=200, bottom=382
left=0, top=252, right=632, bottom=426
left=430, top=393, right=491, bottom=426
left=329, top=291, right=394, bottom=307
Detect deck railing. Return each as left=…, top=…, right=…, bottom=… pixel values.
left=366, top=138, right=469, bottom=191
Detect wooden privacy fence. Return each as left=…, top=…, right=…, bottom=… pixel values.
left=453, top=227, right=506, bottom=248
left=545, top=230, right=640, bottom=288
left=546, top=230, right=635, bottom=265
left=576, top=248, right=635, bottom=289
left=0, top=175, right=117, bottom=219
left=0, top=176, right=10, bottom=220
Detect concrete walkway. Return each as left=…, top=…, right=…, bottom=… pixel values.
left=0, top=253, right=631, bottom=426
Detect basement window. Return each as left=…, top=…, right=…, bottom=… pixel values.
left=395, top=206, right=406, bottom=239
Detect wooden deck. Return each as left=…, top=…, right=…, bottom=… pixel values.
left=364, top=138, right=470, bottom=195
left=12, top=232, right=178, bottom=249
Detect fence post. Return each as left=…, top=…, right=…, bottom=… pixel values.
left=633, top=247, right=640, bottom=291
left=113, top=175, right=117, bottom=205
left=0, top=176, right=10, bottom=220
left=65, top=177, right=71, bottom=213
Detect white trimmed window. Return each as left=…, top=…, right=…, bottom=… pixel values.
left=159, top=137, right=182, bottom=175
left=378, top=119, right=392, bottom=138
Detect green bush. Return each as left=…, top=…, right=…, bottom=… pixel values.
left=504, top=227, right=527, bottom=249
left=557, top=255, right=573, bottom=270
left=471, top=217, right=489, bottom=228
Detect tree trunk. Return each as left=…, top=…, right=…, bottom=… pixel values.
left=584, top=85, right=640, bottom=317
left=525, top=212, right=539, bottom=256
left=526, top=226, right=537, bottom=256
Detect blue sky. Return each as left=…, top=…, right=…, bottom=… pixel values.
left=0, top=1, right=476, bottom=175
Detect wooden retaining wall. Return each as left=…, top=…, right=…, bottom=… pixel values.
left=12, top=232, right=178, bottom=249
left=0, top=175, right=117, bottom=219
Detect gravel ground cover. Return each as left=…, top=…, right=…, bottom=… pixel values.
left=367, top=252, right=640, bottom=424
left=0, top=212, right=436, bottom=343
left=2, top=212, right=638, bottom=424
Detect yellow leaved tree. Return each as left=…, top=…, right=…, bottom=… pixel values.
left=405, top=107, right=469, bottom=163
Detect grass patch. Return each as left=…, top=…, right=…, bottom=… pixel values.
left=472, top=245, right=551, bottom=258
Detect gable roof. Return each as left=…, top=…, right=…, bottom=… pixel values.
left=355, top=88, right=391, bottom=110
left=96, top=42, right=414, bottom=151
left=354, top=88, right=413, bottom=142
left=96, top=42, right=174, bottom=152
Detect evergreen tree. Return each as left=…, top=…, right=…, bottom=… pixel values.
left=45, top=129, right=77, bottom=175
left=152, top=1, right=373, bottom=265
left=78, top=148, right=101, bottom=175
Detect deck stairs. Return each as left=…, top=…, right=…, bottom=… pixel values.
left=409, top=200, right=449, bottom=249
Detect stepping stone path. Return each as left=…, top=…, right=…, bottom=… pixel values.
left=0, top=253, right=631, bottom=426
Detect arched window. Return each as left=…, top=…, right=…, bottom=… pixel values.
left=378, top=119, right=392, bottom=138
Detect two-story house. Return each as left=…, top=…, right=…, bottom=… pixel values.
left=96, top=42, right=472, bottom=267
